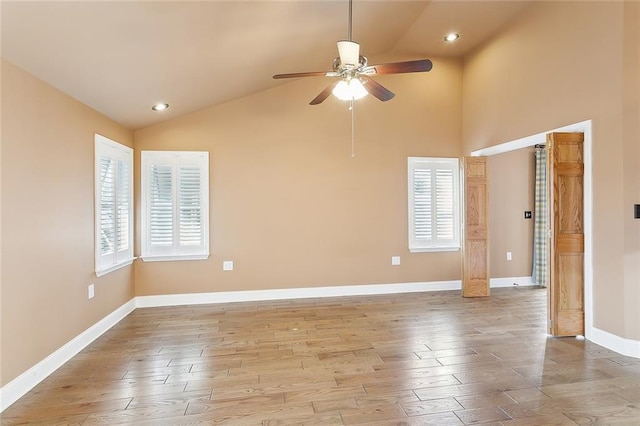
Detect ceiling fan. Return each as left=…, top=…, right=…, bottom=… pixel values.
left=272, top=0, right=433, bottom=105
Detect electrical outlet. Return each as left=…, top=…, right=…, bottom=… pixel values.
left=391, top=256, right=401, bottom=266
left=88, top=284, right=95, bottom=299
left=506, top=252, right=512, bottom=261
left=223, top=261, right=234, bottom=271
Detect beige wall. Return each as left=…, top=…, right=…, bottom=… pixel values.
left=488, top=149, right=535, bottom=278
left=1, top=60, right=135, bottom=386
left=134, top=57, right=463, bottom=296
left=622, top=0, right=640, bottom=345
left=463, top=1, right=640, bottom=339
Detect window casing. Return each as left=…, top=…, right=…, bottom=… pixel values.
left=95, top=134, right=134, bottom=276
left=408, top=157, right=461, bottom=252
left=141, top=151, right=209, bottom=261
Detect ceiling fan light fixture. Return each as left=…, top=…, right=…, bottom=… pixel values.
left=444, top=33, right=460, bottom=42
left=337, top=40, right=360, bottom=67
left=332, top=78, right=368, bottom=101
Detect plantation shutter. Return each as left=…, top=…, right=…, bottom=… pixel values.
left=179, top=165, right=203, bottom=247
left=99, top=156, right=116, bottom=256
left=408, top=157, right=460, bottom=252
left=116, top=159, right=131, bottom=256
left=413, top=168, right=433, bottom=241
left=95, top=135, right=134, bottom=276
left=142, top=151, right=209, bottom=261
left=435, top=168, right=455, bottom=241
left=149, top=163, right=174, bottom=249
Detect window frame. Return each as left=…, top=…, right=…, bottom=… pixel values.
left=141, top=150, right=210, bottom=262
left=407, top=156, right=461, bottom=253
left=94, top=134, right=134, bottom=277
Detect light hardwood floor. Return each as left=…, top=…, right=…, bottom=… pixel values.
left=2, top=287, right=640, bottom=425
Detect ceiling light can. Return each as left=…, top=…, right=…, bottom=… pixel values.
left=444, top=33, right=459, bottom=42
left=152, top=103, right=169, bottom=111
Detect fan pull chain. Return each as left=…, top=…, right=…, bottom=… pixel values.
left=350, top=99, right=355, bottom=158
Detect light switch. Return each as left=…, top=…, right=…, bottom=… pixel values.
left=223, top=261, right=234, bottom=271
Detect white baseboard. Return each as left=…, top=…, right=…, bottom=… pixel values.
left=135, top=277, right=538, bottom=309
left=135, top=280, right=463, bottom=308
left=0, top=300, right=136, bottom=412
left=590, top=327, right=640, bottom=358
left=490, top=276, right=536, bottom=288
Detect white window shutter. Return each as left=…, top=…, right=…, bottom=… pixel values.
left=99, top=156, right=116, bottom=256
left=178, top=165, right=203, bottom=247
left=412, top=168, right=433, bottom=241
left=116, top=159, right=131, bottom=255
left=408, top=157, right=460, bottom=252
left=435, top=168, right=454, bottom=240
left=149, top=163, right=174, bottom=249
left=95, top=135, right=134, bottom=276
left=142, top=151, right=209, bottom=261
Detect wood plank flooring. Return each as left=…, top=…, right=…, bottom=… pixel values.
left=3, top=287, right=640, bottom=425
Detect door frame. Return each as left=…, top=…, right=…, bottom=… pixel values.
left=469, top=120, right=593, bottom=340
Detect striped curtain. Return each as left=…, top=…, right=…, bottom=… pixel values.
left=532, top=148, right=547, bottom=286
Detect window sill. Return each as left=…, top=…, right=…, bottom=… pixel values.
left=141, top=254, right=209, bottom=262
left=409, top=247, right=460, bottom=253
left=96, top=258, right=136, bottom=277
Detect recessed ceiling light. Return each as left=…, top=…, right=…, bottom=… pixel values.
left=444, top=33, right=460, bottom=42
left=151, top=103, right=169, bottom=111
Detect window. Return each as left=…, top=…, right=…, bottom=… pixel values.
left=141, top=151, right=209, bottom=261
left=408, top=157, right=460, bottom=252
left=95, top=134, right=134, bottom=276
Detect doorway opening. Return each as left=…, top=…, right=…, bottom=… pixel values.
left=470, top=120, right=593, bottom=340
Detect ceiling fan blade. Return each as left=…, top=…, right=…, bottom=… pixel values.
left=273, top=71, right=336, bottom=80
left=363, top=59, right=433, bottom=75
left=310, top=81, right=340, bottom=105
left=360, top=76, right=395, bottom=102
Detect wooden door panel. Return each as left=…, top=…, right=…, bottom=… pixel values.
left=557, top=144, right=583, bottom=163
left=468, top=240, right=488, bottom=280
left=466, top=162, right=486, bottom=178
left=558, top=255, right=584, bottom=309
left=548, top=132, right=585, bottom=336
left=558, top=177, right=584, bottom=233
left=462, top=157, right=489, bottom=298
left=556, top=311, right=584, bottom=336
left=466, top=184, right=488, bottom=227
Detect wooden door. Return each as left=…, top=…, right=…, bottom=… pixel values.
left=547, top=132, right=585, bottom=336
left=462, top=156, right=490, bottom=297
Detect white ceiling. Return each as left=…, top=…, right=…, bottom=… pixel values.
left=1, top=1, right=532, bottom=130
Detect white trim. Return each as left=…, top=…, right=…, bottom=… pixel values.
left=409, top=247, right=460, bottom=253
left=470, top=120, right=592, bottom=157
left=95, top=257, right=135, bottom=277
left=141, top=254, right=209, bottom=262
left=135, top=281, right=464, bottom=308
left=469, top=120, right=594, bottom=344
left=590, top=327, right=640, bottom=358
left=0, top=300, right=136, bottom=412
left=490, top=276, right=536, bottom=288
left=136, top=278, right=540, bottom=309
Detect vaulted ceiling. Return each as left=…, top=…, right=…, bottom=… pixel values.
left=2, top=1, right=532, bottom=130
